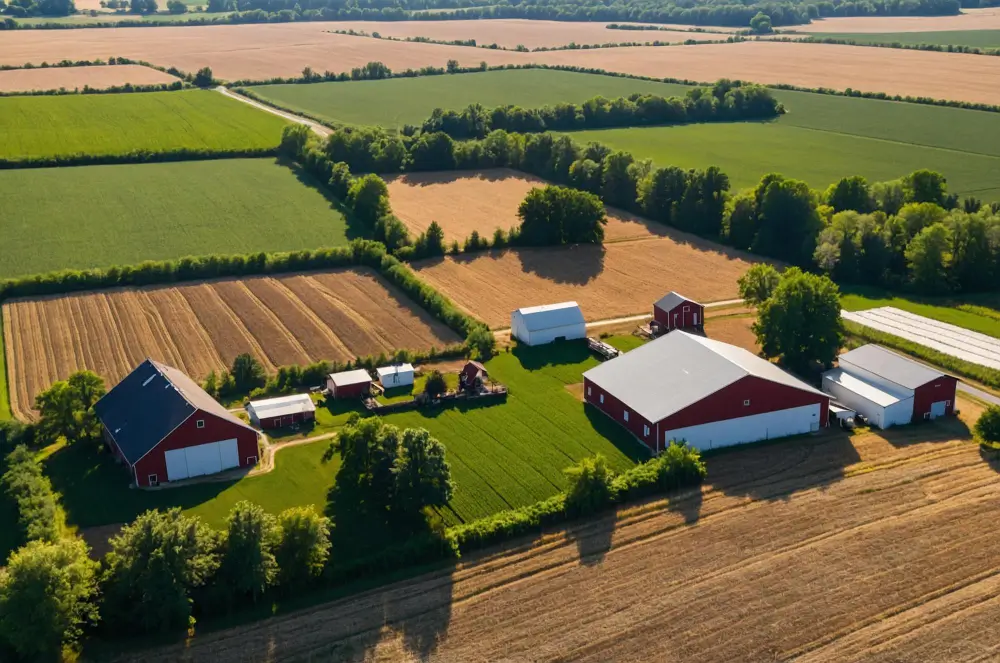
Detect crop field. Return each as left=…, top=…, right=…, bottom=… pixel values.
left=818, top=29, right=1000, bottom=48
left=0, top=159, right=350, bottom=279
left=119, top=403, right=1000, bottom=663
left=842, top=291, right=1000, bottom=339
left=246, top=68, right=692, bottom=128
left=414, top=237, right=758, bottom=328
left=0, top=64, right=178, bottom=93
left=2, top=268, right=460, bottom=419
left=0, top=89, right=287, bottom=160
left=797, top=7, right=1000, bottom=33
left=386, top=169, right=667, bottom=244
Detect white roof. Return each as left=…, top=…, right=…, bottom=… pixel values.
left=513, top=301, right=585, bottom=332
left=838, top=344, right=945, bottom=389
left=376, top=363, right=414, bottom=378
left=328, top=369, right=372, bottom=387
left=247, top=393, right=316, bottom=418
left=823, top=368, right=909, bottom=408
left=583, top=330, right=826, bottom=424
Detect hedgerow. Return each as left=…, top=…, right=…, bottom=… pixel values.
left=0, top=147, right=277, bottom=170
left=1, top=446, right=60, bottom=544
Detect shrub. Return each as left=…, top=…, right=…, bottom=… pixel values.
left=563, top=454, right=616, bottom=516
left=424, top=370, right=447, bottom=397
left=975, top=406, right=1000, bottom=445
left=1, top=446, right=60, bottom=544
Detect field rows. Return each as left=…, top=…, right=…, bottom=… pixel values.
left=3, top=269, right=459, bottom=419
left=0, top=64, right=178, bottom=93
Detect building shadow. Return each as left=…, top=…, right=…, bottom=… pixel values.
left=880, top=415, right=972, bottom=449
left=512, top=339, right=592, bottom=372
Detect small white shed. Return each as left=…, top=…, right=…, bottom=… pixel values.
left=377, top=363, right=415, bottom=388
left=822, top=367, right=914, bottom=429
left=511, top=301, right=586, bottom=346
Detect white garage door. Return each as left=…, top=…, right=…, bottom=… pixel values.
left=164, top=439, right=240, bottom=481
left=930, top=400, right=947, bottom=418
left=663, top=403, right=822, bottom=452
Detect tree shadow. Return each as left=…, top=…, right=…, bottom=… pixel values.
left=279, top=158, right=367, bottom=241
left=665, top=483, right=704, bottom=525
left=383, top=570, right=455, bottom=662
left=388, top=167, right=541, bottom=188
left=514, top=242, right=607, bottom=285
left=567, top=510, right=616, bottom=567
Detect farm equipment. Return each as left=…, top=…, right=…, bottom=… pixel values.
left=588, top=337, right=621, bottom=361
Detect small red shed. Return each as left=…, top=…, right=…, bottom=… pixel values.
left=247, top=393, right=316, bottom=429
left=326, top=369, right=372, bottom=399
left=460, top=361, right=488, bottom=391
left=653, top=291, right=704, bottom=331
left=94, top=359, right=260, bottom=487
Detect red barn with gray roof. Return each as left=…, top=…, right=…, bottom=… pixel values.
left=583, top=331, right=829, bottom=452
left=653, top=292, right=704, bottom=331
left=95, top=359, right=260, bottom=487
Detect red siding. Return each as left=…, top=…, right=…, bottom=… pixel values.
left=653, top=300, right=705, bottom=331
left=911, top=376, right=958, bottom=421
left=583, top=377, right=658, bottom=451
left=133, top=410, right=259, bottom=486
left=260, top=411, right=315, bottom=430
left=333, top=380, right=371, bottom=399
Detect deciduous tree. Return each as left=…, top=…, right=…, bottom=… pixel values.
left=737, top=263, right=781, bottom=306
left=219, top=501, right=280, bottom=602
left=231, top=353, right=265, bottom=394
left=394, top=428, right=454, bottom=515
left=274, top=507, right=331, bottom=592
left=752, top=268, right=843, bottom=369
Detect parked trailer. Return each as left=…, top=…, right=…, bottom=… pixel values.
left=588, top=337, right=621, bottom=361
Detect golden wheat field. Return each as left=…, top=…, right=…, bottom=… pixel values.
left=3, top=268, right=459, bottom=418
left=0, top=64, right=178, bottom=92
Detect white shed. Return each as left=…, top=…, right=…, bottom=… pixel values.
left=377, top=363, right=415, bottom=388
left=511, top=301, right=586, bottom=346
left=822, top=367, right=914, bottom=429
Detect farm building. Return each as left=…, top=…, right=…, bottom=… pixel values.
left=583, top=331, right=829, bottom=452
left=460, top=360, right=488, bottom=391
left=326, top=369, right=372, bottom=399
left=94, top=359, right=260, bottom=487
left=246, top=394, right=316, bottom=430
left=653, top=292, right=703, bottom=331
left=511, top=301, right=586, bottom=346
left=377, top=363, right=415, bottom=388
left=822, top=345, right=957, bottom=429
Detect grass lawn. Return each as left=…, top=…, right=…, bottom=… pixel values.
left=814, top=30, right=1000, bottom=48
left=841, top=289, right=1000, bottom=340
left=0, top=158, right=354, bottom=278
left=378, top=372, right=460, bottom=405
left=0, top=89, right=287, bottom=161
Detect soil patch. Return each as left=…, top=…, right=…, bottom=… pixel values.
left=703, top=314, right=759, bottom=353
left=0, top=64, right=177, bottom=92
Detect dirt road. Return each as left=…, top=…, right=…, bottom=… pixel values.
left=216, top=86, right=331, bottom=137
left=114, top=405, right=1000, bottom=663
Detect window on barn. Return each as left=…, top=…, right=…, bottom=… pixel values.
left=643, top=425, right=649, bottom=437
left=148, top=474, right=159, bottom=486
left=587, top=386, right=591, bottom=396
left=600, top=394, right=604, bottom=404
left=196, top=419, right=205, bottom=429
left=744, top=399, right=751, bottom=406
left=624, top=411, right=629, bottom=422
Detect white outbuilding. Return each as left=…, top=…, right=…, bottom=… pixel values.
left=510, top=301, right=586, bottom=346
left=377, top=363, right=415, bottom=388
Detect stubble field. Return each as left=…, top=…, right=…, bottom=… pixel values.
left=796, top=7, right=1000, bottom=32
left=386, top=169, right=666, bottom=244
left=117, top=407, right=1000, bottom=663
left=0, top=64, right=178, bottom=92
left=414, top=236, right=757, bottom=327
left=3, top=268, right=460, bottom=419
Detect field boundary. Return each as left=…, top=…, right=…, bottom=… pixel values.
left=0, top=56, right=192, bottom=97
left=792, top=34, right=1000, bottom=58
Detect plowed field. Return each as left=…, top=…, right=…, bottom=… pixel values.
left=2, top=269, right=459, bottom=419
left=0, top=64, right=177, bottom=92
left=413, top=237, right=758, bottom=327
left=115, top=407, right=1000, bottom=663
left=386, top=169, right=666, bottom=244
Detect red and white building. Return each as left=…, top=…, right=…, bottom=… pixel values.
left=653, top=292, right=704, bottom=332
left=583, top=331, right=829, bottom=452
left=95, top=359, right=260, bottom=487
left=326, top=369, right=372, bottom=399
left=247, top=393, right=316, bottom=430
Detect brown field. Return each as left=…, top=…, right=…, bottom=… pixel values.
left=386, top=169, right=667, bottom=245
left=413, top=236, right=758, bottom=328
left=115, top=403, right=1000, bottom=663
left=0, top=64, right=177, bottom=92
left=2, top=268, right=459, bottom=419
left=703, top=313, right=758, bottom=353
left=798, top=7, right=1000, bottom=32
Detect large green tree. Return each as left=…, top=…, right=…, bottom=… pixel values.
left=394, top=428, right=455, bottom=515
left=564, top=454, right=615, bottom=517
left=737, top=263, right=780, bottom=306
left=905, top=222, right=953, bottom=294
left=824, top=175, right=875, bottom=213
left=517, top=185, right=606, bottom=246
left=752, top=268, right=843, bottom=369
left=33, top=370, right=105, bottom=446
left=219, top=501, right=280, bottom=603
left=231, top=353, right=266, bottom=394
left=274, top=507, right=331, bottom=593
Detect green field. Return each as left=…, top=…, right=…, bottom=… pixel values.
left=0, top=158, right=352, bottom=278
left=816, top=30, right=1000, bottom=48
left=0, top=89, right=288, bottom=161
left=841, top=290, right=1000, bottom=339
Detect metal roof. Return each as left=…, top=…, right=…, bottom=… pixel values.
left=654, top=291, right=700, bottom=312
left=94, top=359, right=253, bottom=465
left=247, top=393, right=316, bottom=419
left=512, top=301, right=585, bottom=332
left=376, top=363, right=414, bottom=378
left=328, top=369, right=372, bottom=387
left=823, top=368, right=908, bottom=408
left=583, top=331, right=825, bottom=424
left=838, top=344, right=944, bottom=390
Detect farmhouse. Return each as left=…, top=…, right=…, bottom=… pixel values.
left=511, top=301, right=586, bottom=346
left=246, top=393, right=316, bottom=430
left=326, top=369, right=372, bottom=399
left=377, top=363, right=415, bottom=388
left=822, top=344, right=957, bottom=429
left=653, top=292, right=703, bottom=331
left=94, top=359, right=260, bottom=487
left=583, top=331, right=829, bottom=452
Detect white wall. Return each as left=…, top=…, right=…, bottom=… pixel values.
left=823, top=378, right=914, bottom=429
left=662, top=403, right=822, bottom=452
left=511, top=316, right=586, bottom=346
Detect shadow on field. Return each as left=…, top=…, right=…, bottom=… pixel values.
left=512, top=340, right=592, bottom=371
left=880, top=415, right=971, bottom=449
left=515, top=242, right=606, bottom=285
left=568, top=510, right=615, bottom=566
left=282, top=158, right=367, bottom=241
left=666, top=484, right=704, bottom=525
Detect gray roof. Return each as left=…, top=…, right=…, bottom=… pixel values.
left=248, top=393, right=316, bottom=419
left=583, top=331, right=825, bottom=424
left=94, top=359, right=253, bottom=465
left=838, top=344, right=945, bottom=390
left=329, top=369, right=372, bottom=387
left=654, top=291, right=700, bottom=312
left=513, top=301, right=585, bottom=332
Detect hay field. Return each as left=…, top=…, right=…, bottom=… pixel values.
left=3, top=269, right=459, bottom=419
left=414, top=236, right=757, bottom=327
left=386, top=169, right=666, bottom=244
left=118, top=409, right=1000, bottom=663
left=0, top=64, right=177, bottom=92
left=798, top=7, right=1000, bottom=32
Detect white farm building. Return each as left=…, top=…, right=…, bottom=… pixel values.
left=511, top=301, right=586, bottom=346
left=377, top=363, right=415, bottom=388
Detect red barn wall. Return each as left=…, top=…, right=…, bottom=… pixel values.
left=583, top=377, right=658, bottom=451
left=260, top=411, right=315, bottom=430
left=911, top=376, right=958, bottom=421
left=653, top=301, right=705, bottom=330
left=333, top=381, right=371, bottom=399
left=133, top=410, right=259, bottom=486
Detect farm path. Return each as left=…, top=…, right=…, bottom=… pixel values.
left=216, top=86, right=332, bottom=137
left=958, top=382, right=1000, bottom=406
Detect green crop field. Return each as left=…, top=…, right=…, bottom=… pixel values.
left=842, top=289, right=1000, bottom=339
left=245, top=69, right=693, bottom=128
left=0, top=89, right=288, bottom=161
left=816, top=30, right=1000, bottom=48
left=0, top=158, right=352, bottom=278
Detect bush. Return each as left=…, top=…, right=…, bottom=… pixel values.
left=975, top=406, right=1000, bottom=445
left=611, top=442, right=706, bottom=501
left=424, top=370, right=447, bottom=397
left=563, top=454, right=616, bottom=516
left=1, top=446, right=60, bottom=544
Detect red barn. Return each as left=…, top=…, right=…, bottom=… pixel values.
left=95, top=359, right=260, bottom=487
left=459, top=361, right=488, bottom=391
left=653, top=292, right=704, bottom=331
left=326, top=369, right=372, bottom=399
left=583, top=331, right=829, bottom=453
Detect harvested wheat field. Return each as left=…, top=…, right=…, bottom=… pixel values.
left=414, top=237, right=758, bottom=327
left=704, top=314, right=758, bottom=353
left=0, top=64, right=177, bottom=92
left=798, top=7, right=1000, bottom=32
left=3, top=268, right=459, bottom=419
left=114, top=404, right=1000, bottom=663
left=326, top=19, right=727, bottom=49
left=386, top=169, right=667, bottom=245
